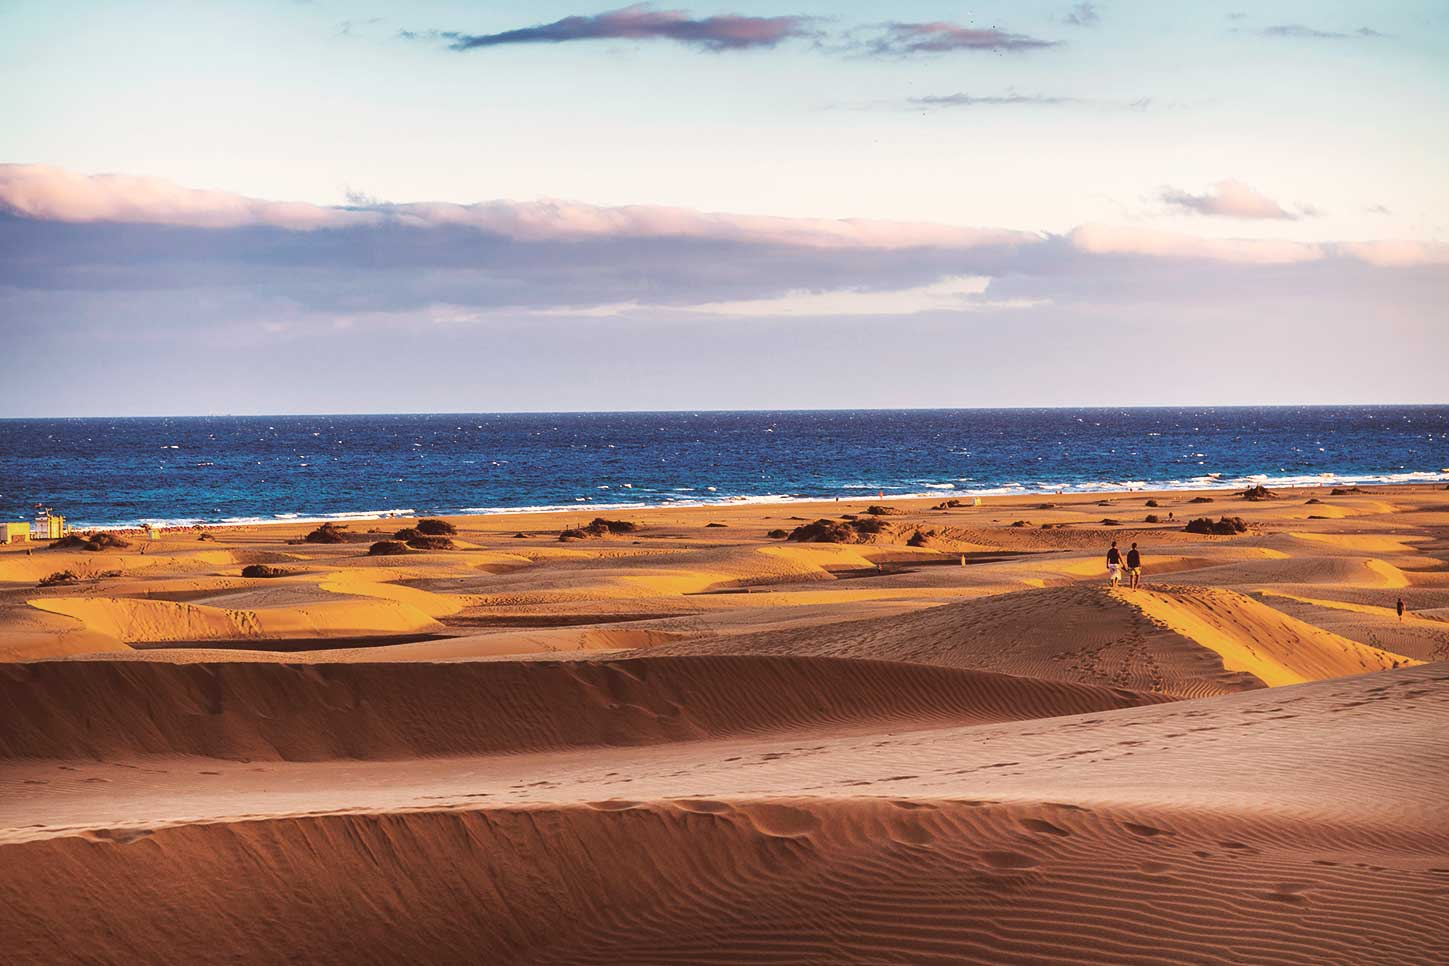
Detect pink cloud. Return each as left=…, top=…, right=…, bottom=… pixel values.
left=3, top=165, right=1442, bottom=270
left=1160, top=179, right=1301, bottom=220
left=1068, top=224, right=1323, bottom=264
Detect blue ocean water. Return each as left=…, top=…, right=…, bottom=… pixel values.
left=1, top=408, right=1447, bottom=529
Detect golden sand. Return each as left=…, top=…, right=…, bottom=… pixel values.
left=2, top=484, right=1446, bottom=963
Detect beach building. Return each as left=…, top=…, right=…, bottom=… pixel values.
left=1, top=522, right=30, bottom=544
left=33, top=510, right=66, bottom=539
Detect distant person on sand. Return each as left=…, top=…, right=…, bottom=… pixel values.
left=1126, top=542, right=1143, bottom=589
left=1397, top=597, right=1406, bottom=622
left=1106, top=540, right=1123, bottom=586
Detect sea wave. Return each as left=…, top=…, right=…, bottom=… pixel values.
left=59, top=468, right=1449, bottom=530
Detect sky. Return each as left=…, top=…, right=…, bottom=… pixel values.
left=1, top=0, right=1446, bottom=416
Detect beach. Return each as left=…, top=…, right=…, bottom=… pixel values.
left=3, top=483, right=1447, bottom=963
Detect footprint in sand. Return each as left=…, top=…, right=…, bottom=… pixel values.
left=1123, top=822, right=1174, bottom=837
left=981, top=850, right=1040, bottom=870
left=1020, top=818, right=1071, bottom=837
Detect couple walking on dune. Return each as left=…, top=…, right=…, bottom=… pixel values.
left=1106, top=540, right=1142, bottom=589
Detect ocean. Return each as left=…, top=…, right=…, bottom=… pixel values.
left=2, top=407, right=1446, bottom=529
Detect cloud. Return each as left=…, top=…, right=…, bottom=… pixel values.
left=1159, top=180, right=1304, bottom=220
left=908, top=91, right=1153, bottom=111
left=1, top=165, right=1441, bottom=290
left=1062, top=3, right=1101, bottom=27
left=4, top=165, right=1445, bottom=416
left=1333, top=240, right=1449, bottom=268
left=406, top=4, right=816, bottom=53
left=1255, top=24, right=1387, bottom=40
left=864, top=21, right=1057, bottom=55
left=667, top=275, right=1044, bottom=317
left=0, top=164, right=1030, bottom=251
left=1068, top=224, right=1322, bottom=264
left=911, top=92, right=1081, bottom=108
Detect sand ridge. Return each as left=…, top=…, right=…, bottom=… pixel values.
left=3, top=484, right=1448, bottom=963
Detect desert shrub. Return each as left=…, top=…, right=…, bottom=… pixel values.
left=1189, top=496, right=1214, bottom=504
left=1145, top=514, right=1161, bottom=523
left=52, top=532, right=130, bottom=552
left=416, top=518, right=457, bottom=536
left=787, top=517, right=887, bottom=544
left=932, top=499, right=965, bottom=510
left=304, top=522, right=349, bottom=544
left=367, top=540, right=409, bottom=556
left=1101, top=518, right=1121, bottom=526
left=1305, top=498, right=1322, bottom=505
left=392, top=527, right=420, bottom=540
left=705, top=522, right=727, bottom=528
left=198, top=532, right=216, bottom=541
left=766, top=528, right=789, bottom=539
left=241, top=564, right=291, bottom=578
left=906, top=530, right=932, bottom=547
left=1240, top=484, right=1278, bottom=501
left=1009, top=520, right=1030, bottom=528
left=512, top=532, right=529, bottom=539
left=1095, top=500, right=1112, bottom=507
left=864, top=505, right=903, bottom=516
left=560, top=518, right=641, bottom=540
left=1331, top=486, right=1365, bottom=496
left=406, top=535, right=454, bottom=551
left=841, top=514, right=858, bottom=520
left=1034, top=503, right=1056, bottom=510
left=37, top=570, right=79, bottom=587
left=1145, top=499, right=1160, bottom=508
left=1184, top=516, right=1249, bottom=535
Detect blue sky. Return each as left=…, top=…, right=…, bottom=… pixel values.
left=1, top=1, right=1446, bottom=414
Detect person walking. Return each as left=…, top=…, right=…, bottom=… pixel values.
left=1126, top=542, right=1143, bottom=589
left=1106, top=540, right=1123, bottom=586
left=1396, top=597, right=1406, bottom=622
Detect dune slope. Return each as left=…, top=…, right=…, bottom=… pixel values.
left=2, top=663, right=1445, bottom=965
left=649, top=584, right=1414, bottom=697
left=0, top=654, right=1164, bottom=761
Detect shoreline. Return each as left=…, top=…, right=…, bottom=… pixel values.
left=36, top=478, right=1449, bottom=536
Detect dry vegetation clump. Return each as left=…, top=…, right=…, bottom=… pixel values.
left=241, top=564, right=292, bottom=579
left=787, top=517, right=888, bottom=544
left=766, top=528, right=789, bottom=539
left=367, top=540, right=409, bottom=556
left=37, top=570, right=79, bottom=587
left=1240, top=484, right=1278, bottom=501
left=705, top=522, right=727, bottom=528
left=864, top=505, right=903, bottom=516
left=1331, top=486, right=1366, bottom=496
left=416, top=519, right=457, bottom=535
left=303, top=522, right=350, bottom=544
left=1305, top=498, right=1323, bottom=505
left=1009, top=520, right=1030, bottom=528
left=1145, top=499, right=1160, bottom=507
left=197, top=532, right=216, bottom=541
left=1184, top=516, right=1249, bottom=535
left=1101, top=518, right=1121, bottom=526
left=1145, top=514, right=1161, bottom=523
left=559, top=518, right=642, bottom=541
left=392, top=528, right=420, bottom=541
left=406, top=535, right=455, bottom=551
left=52, top=532, right=130, bottom=552
left=932, top=499, right=966, bottom=510
left=1189, top=496, right=1214, bottom=504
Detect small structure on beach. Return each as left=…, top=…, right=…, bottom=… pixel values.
left=1, top=522, right=30, bottom=544
left=33, top=509, right=66, bottom=540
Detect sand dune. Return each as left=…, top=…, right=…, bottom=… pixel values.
left=4, top=485, right=1449, bottom=963
left=3, top=662, right=1444, bottom=965
left=0, top=654, right=1164, bottom=761
left=651, top=584, right=1415, bottom=696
